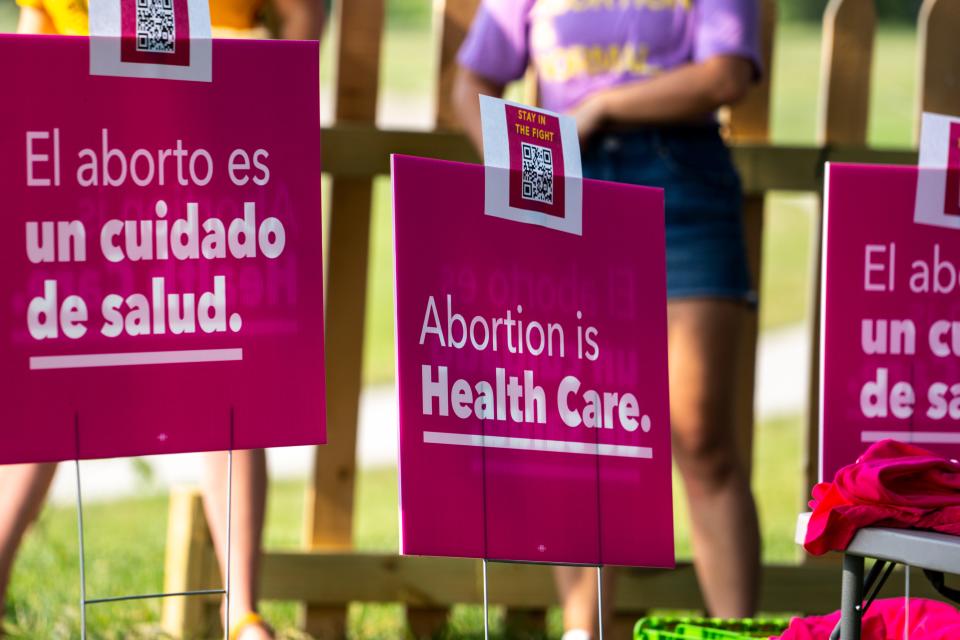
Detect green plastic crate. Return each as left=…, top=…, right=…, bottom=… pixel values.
left=634, top=616, right=789, bottom=640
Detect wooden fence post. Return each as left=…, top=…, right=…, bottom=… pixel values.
left=804, top=0, right=875, bottom=509
left=397, top=2, right=484, bottom=637
left=161, top=488, right=221, bottom=640
left=301, top=0, right=384, bottom=637
left=917, top=0, right=960, bottom=122
left=725, top=0, right=775, bottom=479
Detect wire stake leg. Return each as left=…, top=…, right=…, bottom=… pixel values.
left=75, top=457, right=87, bottom=640
left=904, top=565, right=911, bottom=640
left=74, top=413, right=87, bottom=640
left=482, top=557, right=489, bottom=640
left=224, top=410, right=234, bottom=640
left=597, top=565, right=604, bottom=640
left=71, top=412, right=234, bottom=638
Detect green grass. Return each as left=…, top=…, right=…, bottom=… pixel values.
left=6, top=415, right=805, bottom=638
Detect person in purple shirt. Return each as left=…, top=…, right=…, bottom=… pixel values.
left=455, top=1, right=762, bottom=637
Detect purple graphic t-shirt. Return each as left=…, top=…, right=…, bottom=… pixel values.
left=458, top=0, right=761, bottom=114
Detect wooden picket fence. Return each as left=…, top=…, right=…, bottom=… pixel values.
left=159, top=0, right=960, bottom=638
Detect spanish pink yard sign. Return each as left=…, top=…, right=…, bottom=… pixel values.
left=0, top=35, right=325, bottom=463
left=392, top=151, right=673, bottom=566
left=821, top=115, right=960, bottom=481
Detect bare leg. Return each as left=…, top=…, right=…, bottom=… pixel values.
left=668, top=299, right=760, bottom=617
left=554, top=298, right=759, bottom=627
left=0, top=463, right=57, bottom=616
left=554, top=565, right=615, bottom=638
left=201, top=450, right=272, bottom=640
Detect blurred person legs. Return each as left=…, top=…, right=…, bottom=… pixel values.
left=553, top=299, right=760, bottom=637
left=668, top=299, right=760, bottom=616
left=555, top=564, right=616, bottom=640
left=202, top=449, right=272, bottom=640
left=0, top=463, right=58, bottom=617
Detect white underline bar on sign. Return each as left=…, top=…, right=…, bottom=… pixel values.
left=30, top=348, right=243, bottom=371
left=422, top=431, right=653, bottom=459
left=861, top=431, right=960, bottom=445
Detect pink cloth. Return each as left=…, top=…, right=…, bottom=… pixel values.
left=804, top=440, right=960, bottom=556
left=774, top=598, right=960, bottom=639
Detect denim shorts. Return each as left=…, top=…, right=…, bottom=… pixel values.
left=582, top=125, right=756, bottom=304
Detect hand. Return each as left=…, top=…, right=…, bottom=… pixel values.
left=568, top=94, right=607, bottom=142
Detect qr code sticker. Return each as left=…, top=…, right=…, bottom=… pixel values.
left=521, top=142, right=554, bottom=205
left=136, top=0, right=176, bottom=54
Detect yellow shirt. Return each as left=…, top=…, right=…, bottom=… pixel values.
left=16, top=0, right=268, bottom=36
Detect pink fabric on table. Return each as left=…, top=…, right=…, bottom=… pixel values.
left=774, top=598, right=960, bottom=639
left=804, top=440, right=960, bottom=556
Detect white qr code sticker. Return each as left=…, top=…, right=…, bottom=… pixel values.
left=88, top=0, right=212, bottom=82
left=520, top=142, right=554, bottom=205
left=136, top=0, right=176, bottom=53
left=480, top=96, right=583, bottom=235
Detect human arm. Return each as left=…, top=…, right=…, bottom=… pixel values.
left=452, top=66, right=506, bottom=155
left=16, top=4, right=56, bottom=34
left=271, top=0, right=324, bottom=41
left=451, top=0, right=532, bottom=154
left=569, top=54, right=754, bottom=140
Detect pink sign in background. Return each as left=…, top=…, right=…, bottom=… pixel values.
left=0, top=35, right=325, bottom=464
left=393, top=154, right=673, bottom=567
left=822, top=162, right=960, bottom=481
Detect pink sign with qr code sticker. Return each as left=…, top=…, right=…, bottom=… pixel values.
left=392, top=153, right=674, bottom=567
left=0, top=34, right=325, bottom=464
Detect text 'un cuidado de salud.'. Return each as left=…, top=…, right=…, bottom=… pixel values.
left=22, top=129, right=286, bottom=340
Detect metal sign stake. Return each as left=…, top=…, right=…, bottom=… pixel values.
left=597, top=564, right=605, bottom=640
left=593, top=403, right=605, bottom=640
left=224, top=409, right=235, bottom=640
left=482, top=557, right=490, bottom=640
left=74, top=413, right=87, bottom=640
left=480, top=416, right=490, bottom=640
left=904, top=565, right=911, bottom=640
left=73, top=410, right=234, bottom=639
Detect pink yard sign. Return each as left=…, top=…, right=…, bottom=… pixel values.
left=821, top=162, right=960, bottom=481
left=392, top=154, right=673, bottom=567
left=0, top=35, right=325, bottom=464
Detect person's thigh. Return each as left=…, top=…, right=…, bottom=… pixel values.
left=667, top=298, right=749, bottom=487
